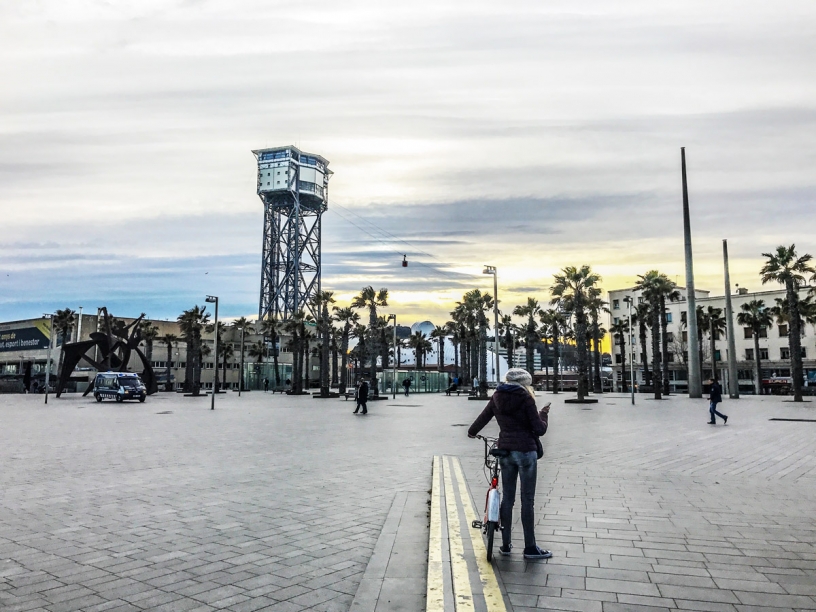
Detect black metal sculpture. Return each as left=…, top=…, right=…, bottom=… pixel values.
left=55, top=308, right=158, bottom=398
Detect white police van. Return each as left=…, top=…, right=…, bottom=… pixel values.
left=93, top=372, right=147, bottom=403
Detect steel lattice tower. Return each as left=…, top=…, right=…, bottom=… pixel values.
left=253, top=146, right=331, bottom=321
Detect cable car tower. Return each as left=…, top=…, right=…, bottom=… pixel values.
left=253, top=145, right=332, bottom=321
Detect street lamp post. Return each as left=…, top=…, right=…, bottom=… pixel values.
left=205, top=296, right=219, bottom=410
left=388, top=314, right=397, bottom=399
left=624, top=297, right=635, bottom=405
left=76, top=306, right=83, bottom=343
left=483, top=265, right=500, bottom=385
left=43, top=313, right=54, bottom=404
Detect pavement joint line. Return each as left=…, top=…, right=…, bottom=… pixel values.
left=349, top=491, right=407, bottom=612
left=443, top=455, right=476, bottom=612
left=451, top=456, right=508, bottom=612
left=427, top=455, right=445, bottom=612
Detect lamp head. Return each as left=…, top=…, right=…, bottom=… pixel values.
left=483, top=265, right=495, bottom=275
left=205, top=295, right=218, bottom=303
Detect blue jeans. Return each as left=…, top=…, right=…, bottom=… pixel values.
left=710, top=401, right=726, bottom=422
left=499, top=450, right=538, bottom=550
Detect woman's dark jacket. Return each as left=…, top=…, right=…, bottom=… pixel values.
left=467, top=384, right=547, bottom=452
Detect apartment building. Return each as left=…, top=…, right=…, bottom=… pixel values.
left=607, top=285, right=816, bottom=394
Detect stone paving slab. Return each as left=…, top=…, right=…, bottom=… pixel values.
left=1, top=391, right=816, bottom=611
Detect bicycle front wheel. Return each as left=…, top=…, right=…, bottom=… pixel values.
left=486, top=521, right=496, bottom=561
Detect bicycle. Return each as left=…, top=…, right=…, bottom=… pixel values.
left=470, top=435, right=509, bottom=561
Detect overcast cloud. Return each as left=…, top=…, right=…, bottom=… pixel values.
left=1, top=0, right=815, bottom=324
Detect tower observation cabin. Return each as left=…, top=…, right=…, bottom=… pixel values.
left=252, top=145, right=332, bottom=322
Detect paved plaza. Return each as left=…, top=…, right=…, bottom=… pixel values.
left=1, top=389, right=815, bottom=612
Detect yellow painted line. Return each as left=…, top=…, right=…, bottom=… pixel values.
left=443, top=456, right=475, bottom=612
left=426, top=456, right=445, bottom=612
left=451, top=457, right=508, bottom=612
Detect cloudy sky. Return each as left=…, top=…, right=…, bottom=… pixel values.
left=2, top=0, right=815, bottom=326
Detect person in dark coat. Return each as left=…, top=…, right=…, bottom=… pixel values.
left=708, top=378, right=728, bottom=424
left=468, top=367, right=551, bottom=560
left=402, top=377, right=411, bottom=396
left=354, top=379, right=369, bottom=414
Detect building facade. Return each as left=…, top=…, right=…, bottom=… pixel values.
left=607, top=286, right=816, bottom=394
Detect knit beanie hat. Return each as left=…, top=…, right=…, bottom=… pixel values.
left=504, top=368, right=532, bottom=386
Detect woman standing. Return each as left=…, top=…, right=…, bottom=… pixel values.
left=468, top=368, right=551, bottom=559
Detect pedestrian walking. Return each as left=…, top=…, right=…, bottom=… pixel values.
left=402, top=377, right=411, bottom=396
left=708, top=378, right=728, bottom=425
left=354, top=379, right=369, bottom=414
left=263, top=378, right=269, bottom=392
left=467, top=368, right=552, bottom=560
left=472, top=375, right=479, bottom=390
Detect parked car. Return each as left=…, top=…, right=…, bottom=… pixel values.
left=93, top=372, right=146, bottom=403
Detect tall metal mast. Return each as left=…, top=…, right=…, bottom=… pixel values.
left=682, top=147, right=703, bottom=398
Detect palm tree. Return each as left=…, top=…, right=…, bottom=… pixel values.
left=513, top=298, right=541, bottom=374
left=248, top=341, right=265, bottom=364
left=635, top=271, right=663, bottom=400
left=540, top=308, right=566, bottom=393
left=139, top=321, right=159, bottom=363
left=330, top=327, right=341, bottom=388
left=634, top=301, right=651, bottom=388
left=178, top=305, right=210, bottom=395
left=656, top=275, right=681, bottom=395
left=430, top=325, right=447, bottom=372
left=705, top=306, right=726, bottom=384
left=761, top=245, right=815, bottom=401
left=159, top=333, right=178, bottom=392
left=232, top=317, right=252, bottom=392
left=313, top=291, right=336, bottom=397
left=219, top=342, right=234, bottom=391
left=587, top=289, right=608, bottom=394
left=408, top=331, right=428, bottom=372
left=52, top=308, right=76, bottom=381
left=737, top=300, right=772, bottom=395
left=351, top=286, right=389, bottom=389
left=260, top=317, right=281, bottom=387
left=499, top=314, right=515, bottom=370
left=609, top=319, right=629, bottom=392
left=445, top=320, right=462, bottom=380
left=350, top=322, right=367, bottom=383
left=551, top=266, right=601, bottom=401
left=333, top=307, right=359, bottom=394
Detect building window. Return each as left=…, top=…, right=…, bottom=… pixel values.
left=615, top=354, right=622, bottom=364
left=667, top=353, right=674, bottom=362
left=802, top=348, right=807, bottom=358
left=745, top=349, right=754, bottom=361
left=714, top=350, right=721, bottom=362
left=760, top=348, right=769, bottom=360
left=613, top=299, right=620, bottom=310
left=666, top=332, right=674, bottom=342
left=665, top=312, right=673, bottom=323
left=613, top=317, right=620, bottom=324
left=682, top=331, right=688, bottom=342
left=779, top=324, right=789, bottom=337
left=781, top=348, right=790, bottom=360
left=759, top=327, right=767, bottom=338
left=638, top=297, right=644, bottom=304
left=744, top=327, right=752, bottom=339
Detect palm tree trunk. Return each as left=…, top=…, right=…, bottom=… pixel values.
left=651, top=299, right=663, bottom=399
left=753, top=331, right=762, bottom=395
left=575, top=308, right=588, bottom=400
left=710, top=319, right=717, bottom=383
left=438, top=338, right=444, bottom=372
left=221, top=352, right=227, bottom=392
left=786, top=280, right=804, bottom=401
left=592, top=315, right=602, bottom=394
left=272, top=330, right=280, bottom=387
left=340, top=328, right=349, bottom=394
left=552, top=324, right=560, bottom=394
left=479, top=325, right=488, bottom=398
left=660, top=295, right=670, bottom=395
left=453, top=340, right=459, bottom=378
left=543, top=337, right=549, bottom=391
left=620, top=334, right=628, bottom=392
left=525, top=331, right=534, bottom=374
left=165, top=343, right=173, bottom=392
left=184, top=342, right=194, bottom=393
left=331, top=344, right=338, bottom=387
left=321, top=315, right=330, bottom=397
left=639, top=323, right=649, bottom=388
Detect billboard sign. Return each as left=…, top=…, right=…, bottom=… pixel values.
left=0, top=324, right=51, bottom=353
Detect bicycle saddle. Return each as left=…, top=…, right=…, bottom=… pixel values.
left=489, top=448, right=510, bottom=458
